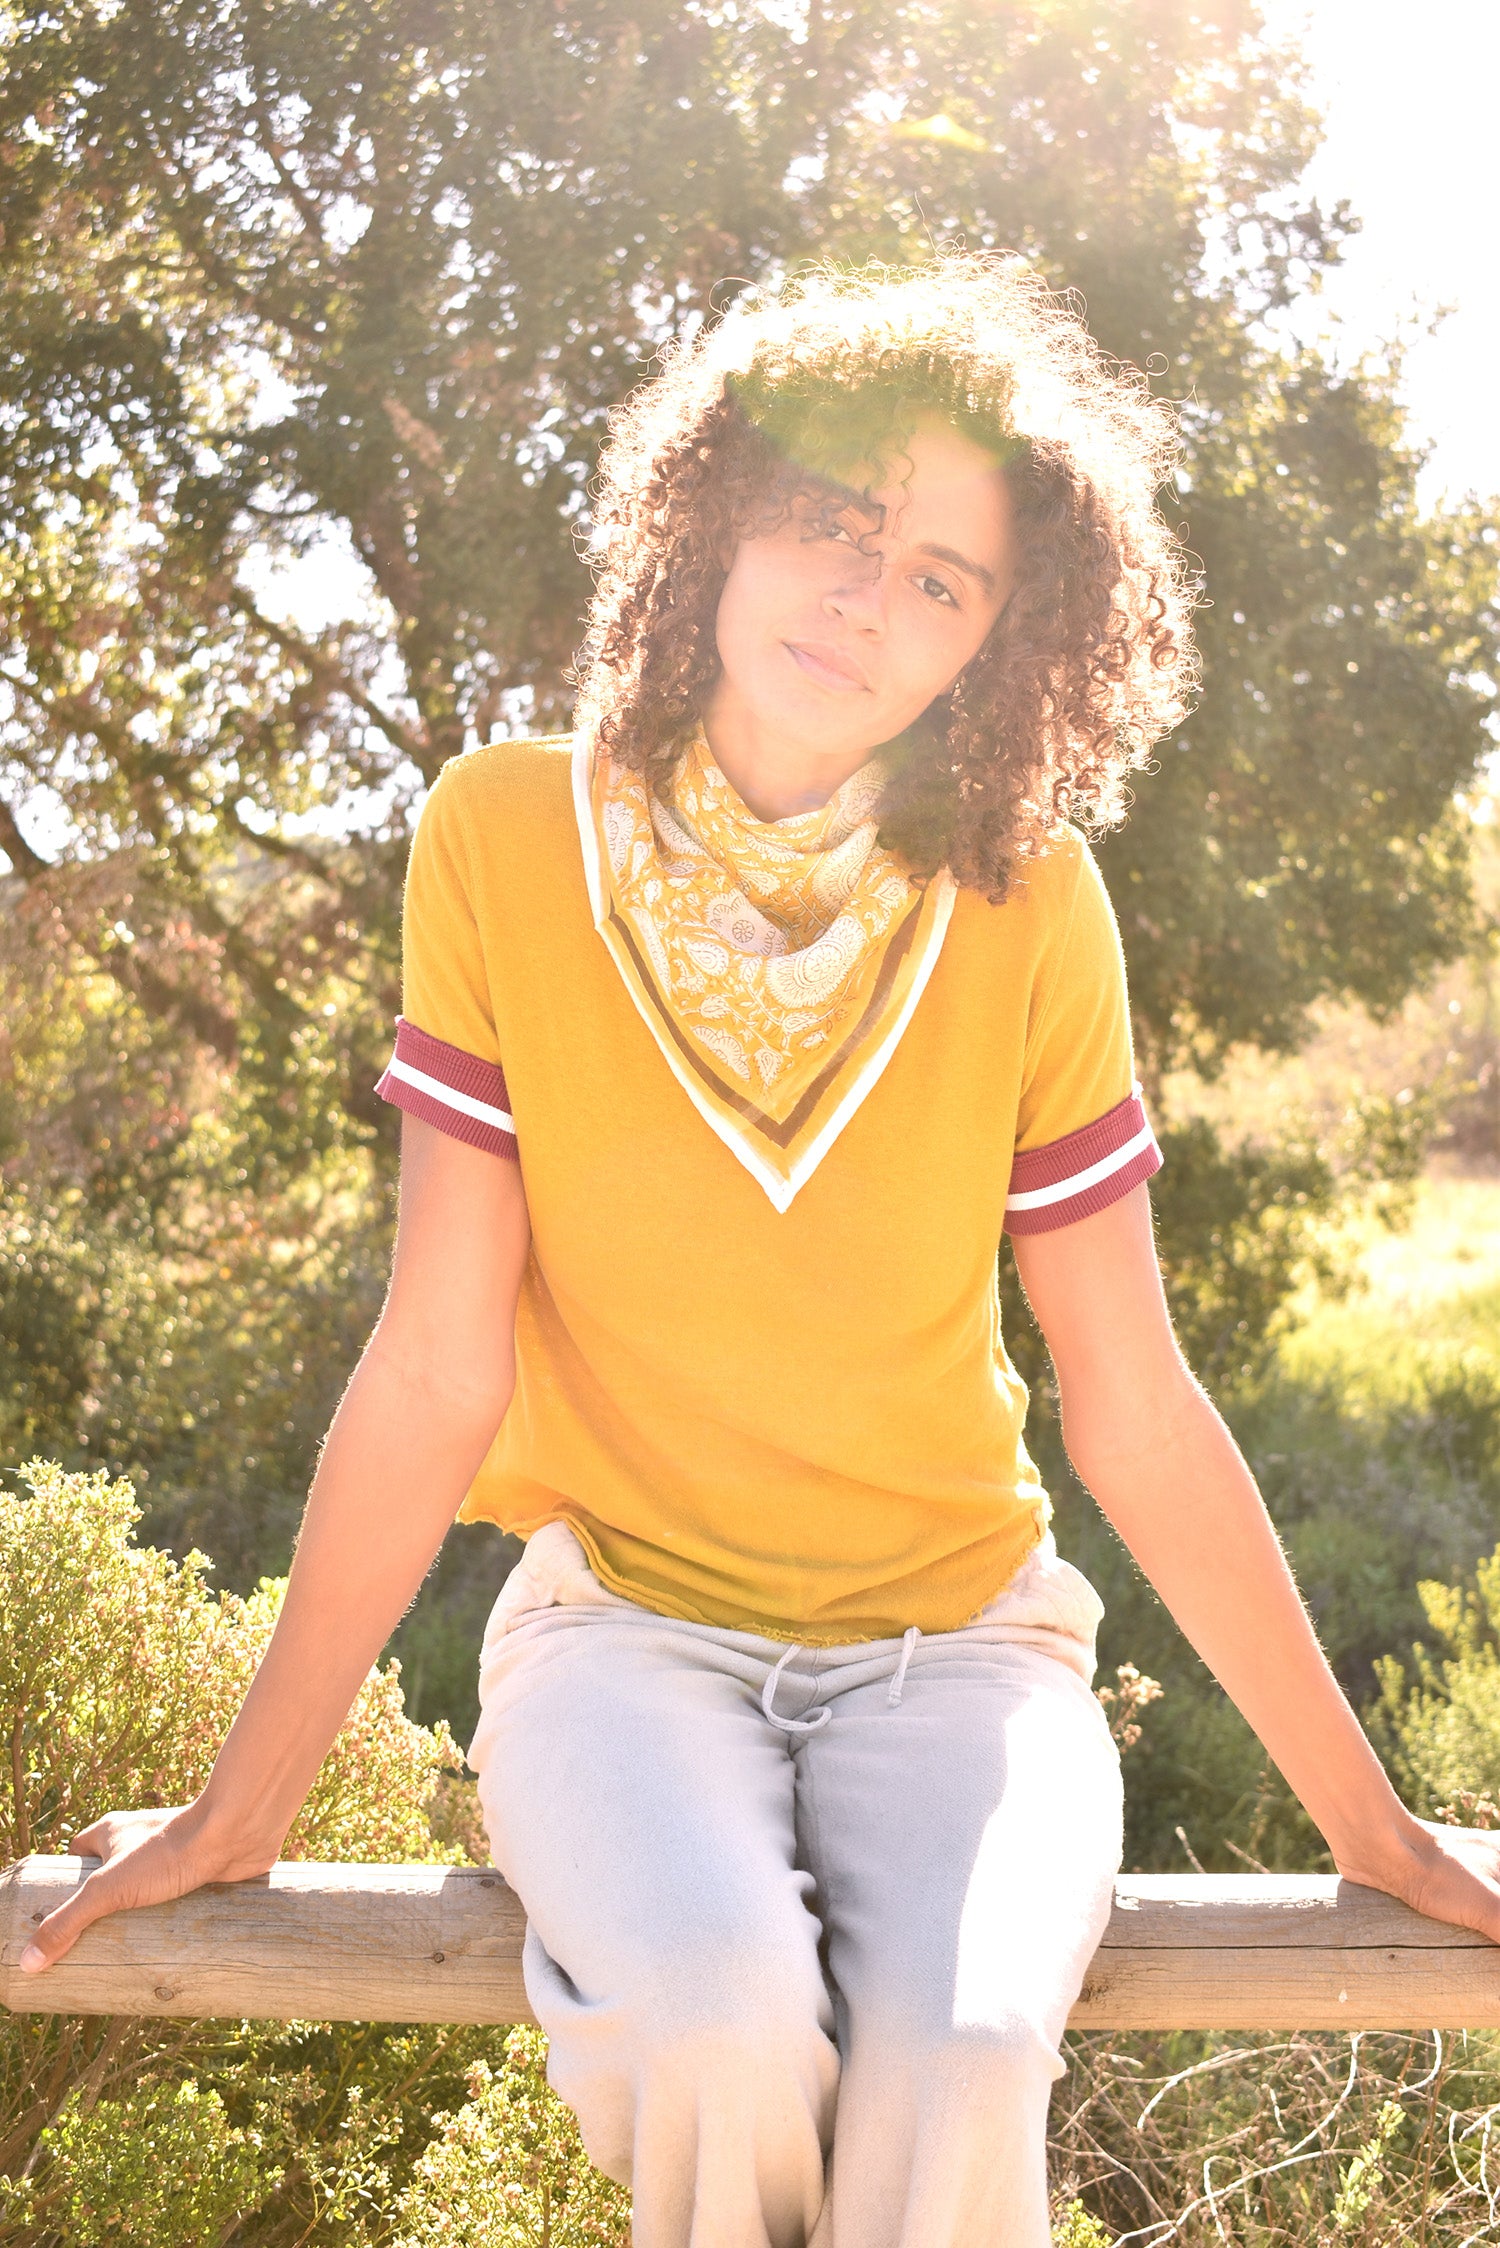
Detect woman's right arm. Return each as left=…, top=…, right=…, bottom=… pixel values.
left=20, top=1114, right=530, bottom=1971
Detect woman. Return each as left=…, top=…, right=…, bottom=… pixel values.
left=23, top=257, right=1500, bottom=2248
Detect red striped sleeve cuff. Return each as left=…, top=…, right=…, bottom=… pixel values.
left=1004, top=1085, right=1161, bottom=1235
left=375, top=1017, right=519, bottom=1161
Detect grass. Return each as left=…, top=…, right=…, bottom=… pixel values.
left=1282, top=1162, right=1500, bottom=1382
left=1055, top=2026, right=1500, bottom=2246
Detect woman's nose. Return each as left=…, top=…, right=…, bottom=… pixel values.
left=823, top=554, right=887, bottom=631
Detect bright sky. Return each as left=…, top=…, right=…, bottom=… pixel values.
left=1259, top=0, right=1500, bottom=509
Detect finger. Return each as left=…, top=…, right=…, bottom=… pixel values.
left=17, top=1858, right=153, bottom=1974
left=15, top=1861, right=125, bottom=1969
left=66, top=1807, right=175, bottom=1862
left=66, top=1817, right=115, bottom=1858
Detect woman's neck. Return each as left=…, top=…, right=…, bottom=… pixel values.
left=699, top=689, right=874, bottom=822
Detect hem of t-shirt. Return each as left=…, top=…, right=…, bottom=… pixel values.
left=503, top=1510, right=1055, bottom=1647
left=375, top=1015, right=519, bottom=1161
left=953, top=1502, right=1051, bottom=1627
left=1004, top=1085, right=1162, bottom=1235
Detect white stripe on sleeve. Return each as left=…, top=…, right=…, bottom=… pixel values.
left=384, top=1055, right=516, bottom=1135
left=1005, top=1120, right=1157, bottom=1212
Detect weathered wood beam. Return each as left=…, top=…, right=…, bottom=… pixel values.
left=3, top=1857, right=1498, bottom=2031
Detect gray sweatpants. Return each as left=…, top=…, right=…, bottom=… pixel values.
left=467, top=1523, right=1124, bottom=2248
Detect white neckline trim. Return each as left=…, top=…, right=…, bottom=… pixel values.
left=573, top=734, right=953, bottom=1212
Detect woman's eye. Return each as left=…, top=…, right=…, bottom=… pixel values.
left=916, top=574, right=958, bottom=608
left=798, top=516, right=856, bottom=546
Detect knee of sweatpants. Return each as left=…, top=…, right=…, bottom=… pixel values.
left=851, top=1990, right=1065, bottom=2109
left=530, top=1921, right=840, bottom=2191
left=629, top=1922, right=840, bottom=2143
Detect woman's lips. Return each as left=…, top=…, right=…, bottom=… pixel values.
left=784, top=640, right=869, bottom=692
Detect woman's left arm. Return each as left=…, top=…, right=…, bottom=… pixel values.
left=1012, top=1182, right=1500, bottom=1938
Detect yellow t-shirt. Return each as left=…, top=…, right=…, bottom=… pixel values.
left=376, top=736, right=1161, bottom=1642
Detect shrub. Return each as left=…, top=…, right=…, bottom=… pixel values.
left=0, top=1458, right=464, bottom=1868
left=1368, top=1540, right=1500, bottom=1819
left=21, top=2079, right=273, bottom=2247
left=0, top=1460, right=481, bottom=2243
left=391, top=2030, right=630, bottom=2248
left=1053, top=2026, right=1500, bottom=2245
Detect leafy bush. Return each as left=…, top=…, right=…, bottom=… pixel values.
left=0, top=1460, right=497, bottom=2243
left=20, top=2079, right=273, bottom=2246
left=390, top=2030, right=629, bottom=2248
left=1369, top=1542, right=1500, bottom=1820
left=0, top=1164, right=392, bottom=1597
left=0, top=1459, right=463, bottom=1869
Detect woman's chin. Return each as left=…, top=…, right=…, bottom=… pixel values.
left=721, top=688, right=891, bottom=764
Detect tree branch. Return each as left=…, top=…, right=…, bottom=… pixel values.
left=109, top=945, right=241, bottom=1061
left=223, top=799, right=347, bottom=888
left=140, top=133, right=327, bottom=349
left=245, top=101, right=329, bottom=246
left=244, top=604, right=433, bottom=773
left=0, top=796, right=51, bottom=879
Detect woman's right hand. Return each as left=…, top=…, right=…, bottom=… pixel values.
left=17, top=1804, right=280, bottom=1974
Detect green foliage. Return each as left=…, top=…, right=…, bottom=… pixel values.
left=1150, top=1089, right=1432, bottom=1390
left=1331, top=2097, right=1405, bottom=2232
left=0, top=1459, right=464, bottom=1866
left=1369, top=1544, right=1500, bottom=1821
left=1105, top=379, right=1497, bottom=1076
left=197, top=2020, right=508, bottom=2248
left=1050, top=2197, right=1112, bottom=2247
left=0, top=875, right=398, bottom=1579
left=390, top=2031, right=630, bottom=2248
left=23, top=2078, right=273, bottom=2247
left=0, top=1171, right=386, bottom=1582
left=1151, top=1115, right=1347, bottom=1389
left=0, top=1460, right=488, bottom=2238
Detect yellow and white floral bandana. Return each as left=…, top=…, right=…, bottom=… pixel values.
left=573, top=728, right=956, bottom=1209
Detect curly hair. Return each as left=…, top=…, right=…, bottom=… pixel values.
left=573, top=254, right=1198, bottom=900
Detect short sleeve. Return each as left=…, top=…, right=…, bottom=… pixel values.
left=1004, top=841, right=1160, bottom=1234
left=375, top=767, right=519, bottom=1161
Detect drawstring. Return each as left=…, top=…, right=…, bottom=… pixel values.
left=761, top=1626, right=922, bottom=1729
left=761, top=1644, right=831, bottom=1734
left=887, top=1625, right=921, bottom=1707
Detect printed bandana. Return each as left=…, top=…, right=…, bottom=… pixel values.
left=574, top=728, right=955, bottom=1209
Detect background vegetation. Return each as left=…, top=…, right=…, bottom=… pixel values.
left=3, top=0, right=1500, bottom=2236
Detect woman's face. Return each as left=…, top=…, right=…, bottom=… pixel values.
left=709, top=416, right=1017, bottom=773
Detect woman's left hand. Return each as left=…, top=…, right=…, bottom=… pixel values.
left=1336, top=1818, right=1500, bottom=1943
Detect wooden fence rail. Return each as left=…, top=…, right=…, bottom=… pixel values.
left=4, top=1856, right=1500, bottom=2032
